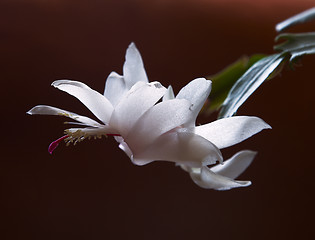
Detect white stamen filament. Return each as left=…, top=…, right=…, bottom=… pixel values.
left=64, top=127, right=119, bottom=146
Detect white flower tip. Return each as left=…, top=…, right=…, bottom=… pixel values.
left=198, top=77, right=211, bottom=82
left=216, top=180, right=252, bottom=191
left=26, top=105, right=41, bottom=115
left=51, top=80, right=82, bottom=89
left=244, top=180, right=252, bottom=187
left=51, top=80, right=63, bottom=87
left=128, top=42, right=136, bottom=48
left=126, top=42, right=139, bottom=57
left=26, top=110, right=33, bottom=115
left=107, top=71, right=121, bottom=78
left=255, top=117, right=272, bottom=130
left=245, top=150, right=257, bottom=165
left=258, top=119, right=272, bottom=132
left=192, top=77, right=212, bottom=87
left=167, top=85, right=174, bottom=92
left=51, top=80, right=68, bottom=89
left=241, top=150, right=258, bottom=158
left=247, top=116, right=272, bottom=134
left=163, top=85, right=175, bottom=101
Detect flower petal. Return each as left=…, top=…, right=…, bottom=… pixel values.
left=176, top=78, right=211, bottom=126
left=125, top=98, right=194, bottom=152
left=194, top=116, right=271, bottom=149
left=189, top=167, right=251, bottom=190
left=132, top=131, right=223, bottom=168
left=113, top=136, right=134, bottom=158
left=27, top=105, right=101, bottom=127
left=109, top=81, right=166, bottom=137
left=210, top=150, right=256, bottom=179
left=162, top=85, right=175, bottom=101
left=118, top=141, right=133, bottom=159
left=52, top=80, right=114, bottom=124
left=123, top=42, right=148, bottom=89
left=103, top=71, right=126, bottom=107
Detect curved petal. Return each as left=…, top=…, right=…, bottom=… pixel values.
left=118, top=141, right=133, bottom=159
left=104, top=71, right=126, bottom=107
left=126, top=98, right=193, bottom=151
left=176, top=78, right=211, bottom=126
left=109, top=81, right=166, bottom=137
left=189, top=167, right=251, bottom=190
left=131, top=131, right=223, bottom=168
left=52, top=80, right=114, bottom=124
left=27, top=105, right=101, bottom=127
left=114, top=136, right=133, bottom=159
left=210, top=150, right=256, bottom=179
left=194, top=116, right=271, bottom=149
left=123, top=42, right=148, bottom=89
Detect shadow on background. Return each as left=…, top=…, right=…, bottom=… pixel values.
left=1, top=0, right=314, bottom=239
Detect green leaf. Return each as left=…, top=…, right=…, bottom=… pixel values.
left=276, top=7, right=315, bottom=32
left=274, top=32, right=315, bottom=61
left=218, top=53, right=286, bottom=119
left=203, top=54, right=265, bottom=115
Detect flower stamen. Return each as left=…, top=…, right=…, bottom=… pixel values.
left=48, top=128, right=121, bottom=154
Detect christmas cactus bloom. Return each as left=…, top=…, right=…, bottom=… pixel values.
left=145, top=78, right=271, bottom=190
left=27, top=43, right=271, bottom=190
left=125, top=78, right=271, bottom=167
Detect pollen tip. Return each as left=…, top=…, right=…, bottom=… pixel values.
left=48, top=135, right=68, bottom=154
left=48, top=142, right=57, bottom=154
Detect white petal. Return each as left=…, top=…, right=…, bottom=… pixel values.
left=177, top=164, right=200, bottom=173
left=123, top=42, right=148, bottom=89
left=52, top=80, right=114, bottom=124
left=118, top=141, right=133, bottom=159
left=109, top=81, right=166, bottom=137
left=132, top=131, right=223, bottom=168
left=114, top=136, right=133, bottom=159
left=190, top=167, right=251, bottom=190
left=27, top=105, right=101, bottom=127
left=125, top=98, right=194, bottom=152
left=195, top=116, right=271, bottom=149
left=104, top=71, right=126, bottom=107
left=162, top=85, right=175, bottom=101
left=114, top=136, right=124, bottom=143
left=176, top=78, right=211, bottom=126
left=210, top=150, right=256, bottom=179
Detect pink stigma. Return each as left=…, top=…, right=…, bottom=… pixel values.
left=48, top=135, right=69, bottom=154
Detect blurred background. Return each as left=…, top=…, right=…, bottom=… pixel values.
left=1, top=0, right=314, bottom=239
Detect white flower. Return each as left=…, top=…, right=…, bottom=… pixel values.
left=128, top=77, right=271, bottom=190
left=27, top=43, right=271, bottom=190
left=27, top=43, right=166, bottom=153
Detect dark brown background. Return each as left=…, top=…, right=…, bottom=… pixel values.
left=1, top=0, right=314, bottom=239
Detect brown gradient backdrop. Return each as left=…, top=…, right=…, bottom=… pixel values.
left=1, top=0, right=314, bottom=239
